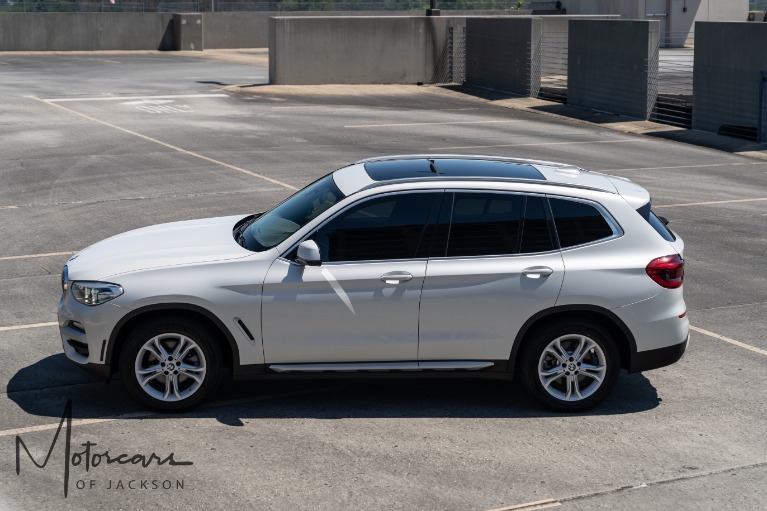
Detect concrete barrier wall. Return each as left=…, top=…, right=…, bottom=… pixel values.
left=465, top=18, right=542, bottom=96
left=0, top=10, right=522, bottom=52
left=269, top=16, right=450, bottom=85
left=692, top=22, right=767, bottom=141
left=568, top=19, right=659, bottom=119
left=0, top=13, right=174, bottom=51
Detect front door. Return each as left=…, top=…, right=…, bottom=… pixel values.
left=261, top=191, right=441, bottom=364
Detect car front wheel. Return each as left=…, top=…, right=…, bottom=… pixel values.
left=520, top=321, right=619, bottom=412
left=119, top=317, right=222, bottom=411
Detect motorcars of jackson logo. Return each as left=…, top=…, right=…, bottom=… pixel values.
left=15, top=400, right=192, bottom=497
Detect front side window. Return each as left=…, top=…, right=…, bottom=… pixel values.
left=243, top=174, right=345, bottom=252
left=313, top=192, right=438, bottom=263
left=549, top=197, right=616, bottom=248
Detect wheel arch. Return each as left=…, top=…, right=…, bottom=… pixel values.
left=107, top=303, right=239, bottom=376
left=508, top=305, right=637, bottom=377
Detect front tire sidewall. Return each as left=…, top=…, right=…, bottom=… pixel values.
left=521, top=321, right=619, bottom=412
left=120, top=319, right=222, bottom=412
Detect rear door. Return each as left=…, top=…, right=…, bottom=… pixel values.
left=418, top=191, right=565, bottom=363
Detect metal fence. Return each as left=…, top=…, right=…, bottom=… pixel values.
left=0, top=0, right=530, bottom=12
left=649, top=32, right=694, bottom=128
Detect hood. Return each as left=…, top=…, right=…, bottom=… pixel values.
left=66, top=215, right=251, bottom=281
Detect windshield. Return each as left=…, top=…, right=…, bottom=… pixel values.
left=242, top=174, right=345, bottom=252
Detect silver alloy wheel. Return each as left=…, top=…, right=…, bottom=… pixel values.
left=538, top=334, right=607, bottom=402
left=134, top=333, right=207, bottom=402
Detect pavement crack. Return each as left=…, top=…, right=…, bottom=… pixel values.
left=560, top=461, right=767, bottom=504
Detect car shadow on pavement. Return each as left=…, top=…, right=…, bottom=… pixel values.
left=7, top=355, right=661, bottom=423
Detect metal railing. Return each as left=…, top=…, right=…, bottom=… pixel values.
left=649, top=32, right=694, bottom=128
left=537, top=30, right=567, bottom=102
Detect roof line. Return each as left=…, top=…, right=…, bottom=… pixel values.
left=359, top=176, right=615, bottom=194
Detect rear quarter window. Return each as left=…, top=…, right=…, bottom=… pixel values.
left=549, top=198, right=616, bottom=248
left=636, top=202, right=676, bottom=242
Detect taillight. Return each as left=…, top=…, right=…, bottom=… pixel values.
left=646, top=254, right=685, bottom=289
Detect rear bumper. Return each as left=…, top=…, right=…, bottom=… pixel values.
left=630, top=332, right=689, bottom=373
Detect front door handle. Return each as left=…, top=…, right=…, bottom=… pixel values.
left=380, top=271, right=413, bottom=284
left=522, top=266, right=554, bottom=279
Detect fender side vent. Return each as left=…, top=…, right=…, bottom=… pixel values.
left=234, top=317, right=255, bottom=342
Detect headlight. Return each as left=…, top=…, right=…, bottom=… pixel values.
left=61, top=265, right=69, bottom=295
left=71, top=281, right=123, bottom=306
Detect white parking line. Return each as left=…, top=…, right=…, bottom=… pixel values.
left=0, top=387, right=338, bottom=438
left=0, top=205, right=19, bottom=210
left=31, top=97, right=298, bottom=191
left=0, top=251, right=76, bottom=262
left=429, top=139, right=652, bottom=150
left=0, top=322, right=58, bottom=332
left=654, top=197, right=767, bottom=208
left=42, top=94, right=229, bottom=103
left=690, top=325, right=767, bottom=357
left=598, top=162, right=767, bottom=172
left=346, top=120, right=521, bottom=128
left=485, top=499, right=561, bottom=511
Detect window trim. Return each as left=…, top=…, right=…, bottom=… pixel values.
left=279, top=189, right=444, bottom=265
left=546, top=195, right=624, bottom=251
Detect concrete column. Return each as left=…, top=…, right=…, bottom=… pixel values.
left=693, top=22, right=767, bottom=140
left=173, top=13, right=203, bottom=51
left=567, top=19, right=659, bottom=119
left=465, top=17, right=542, bottom=97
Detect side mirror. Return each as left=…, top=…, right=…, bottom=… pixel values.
left=296, top=240, right=321, bottom=266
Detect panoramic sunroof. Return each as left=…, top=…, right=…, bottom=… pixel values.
left=364, top=159, right=546, bottom=181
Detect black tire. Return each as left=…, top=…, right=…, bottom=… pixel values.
left=520, top=320, right=619, bottom=412
left=119, top=316, right=223, bottom=412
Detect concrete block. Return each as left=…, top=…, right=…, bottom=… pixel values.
left=269, top=16, right=449, bottom=85
left=465, top=17, right=542, bottom=96
left=693, top=22, right=767, bottom=139
left=173, top=13, right=203, bottom=51
left=567, top=19, right=659, bottom=119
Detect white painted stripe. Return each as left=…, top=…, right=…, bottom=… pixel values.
left=428, top=139, right=651, bottom=150
left=0, top=387, right=338, bottom=438
left=0, top=322, right=58, bottom=332
left=32, top=97, right=298, bottom=191
left=0, top=251, right=76, bottom=262
left=485, top=499, right=561, bottom=511
left=599, top=162, right=766, bottom=172
left=654, top=197, right=767, bottom=208
left=346, top=120, right=521, bottom=128
left=43, top=94, right=229, bottom=103
left=690, top=325, right=767, bottom=357
left=0, top=412, right=152, bottom=438
left=0, top=205, right=19, bottom=210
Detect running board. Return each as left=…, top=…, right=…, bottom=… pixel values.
left=268, top=361, right=494, bottom=373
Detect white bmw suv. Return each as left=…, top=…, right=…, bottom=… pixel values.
left=58, top=155, right=688, bottom=412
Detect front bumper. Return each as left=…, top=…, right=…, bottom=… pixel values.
left=58, top=293, right=129, bottom=377
left=630, top=332, right=689, bottom=373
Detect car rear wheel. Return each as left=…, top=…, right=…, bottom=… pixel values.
left=119, top=317, right=222, bottom=411
left=520, top=321, right=619, bottom=412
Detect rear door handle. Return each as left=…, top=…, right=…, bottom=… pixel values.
left=380, top=271, right=413, bottom=284
left=522, top=266, right=554, bottom=279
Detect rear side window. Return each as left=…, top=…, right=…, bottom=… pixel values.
left=549, top=198, right=616, bottom=248
left=520, top=196, right=555, bottom=253
left=446, top=192, right=524, bottom=257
